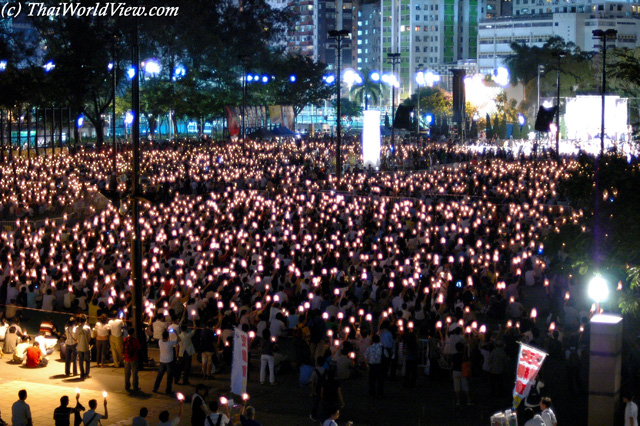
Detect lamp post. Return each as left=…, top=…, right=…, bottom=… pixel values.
left=130, top=16, right=146, bottom=363
left=387, top=52, right=401, bottom=158
left=415, top=65, right=424, bottom=143
left=238, top=55, right=249, bottom=148
left=592, top=29, right=617, bottom=156
left=111, top=34, right=118, bottom=189
left=537, top=64, right=545, bottom=115
left=518, top=114, right=525, bottom=138
left=328, top=29, right=350, bottom=182
left=555, top=53, right=565, bottom=157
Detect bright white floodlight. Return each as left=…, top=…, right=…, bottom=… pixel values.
left=144, top=59, right=161, bottom=76
left=588, top=274, right=609, bottom=304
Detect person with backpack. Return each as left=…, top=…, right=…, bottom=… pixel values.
left=205, top=400, right=230, bottom=426
left=309, top=356, right=327, bottom=422
left=123, top=327, right=141, bottom=392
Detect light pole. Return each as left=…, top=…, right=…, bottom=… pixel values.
left=387, top=52, right=401, bottom=157
left=415, top=65, right=424, bottom=143
left=518, top=114, right=525, bottom=138
left=111, top=34, right=118, bottom=189
left=555, top=53, right=565, bottom=157
left=537, top=64, right=545, bottom=115
left=593, top=29, right=617, bottom=156
left=238, top=55, right=249, bottom=148
left=328, top=29, right=350, bottom=182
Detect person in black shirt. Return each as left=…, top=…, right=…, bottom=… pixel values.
left=191, top=384, right=210, bottom=426
left=53, top=395, right=82, bottom=426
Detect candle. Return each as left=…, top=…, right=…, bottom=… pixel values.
left=530, top=308, right=537, bottom=319
left=75, top=388, right=80, bottom=395
left=103, top=391, right=108, bottom=399
left=365, top=313, right=372, bottom=322
left=242, top=393, right=249, bottom=401
left=176, top=392, right=185, bottom=401
left=219, top=396, right=228, bottom=405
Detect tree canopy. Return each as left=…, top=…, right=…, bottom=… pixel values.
left=0, top=0, right=333, bottom=142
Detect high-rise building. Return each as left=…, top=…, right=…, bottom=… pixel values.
left=286, top=0, right=355, bottom=70
left=379, top=0, right=479, bottom=97
left=478, top=2, right=640, bottom=73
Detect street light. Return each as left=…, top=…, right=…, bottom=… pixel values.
left=588, top=274, right=609, bottom=312
left=592, top=29, right=618, bottom=156
left=328, top=29, right=351, bottom=182
left=518, top=114, right=525, bottom=138
left=43, top=60, right=55, bottom=73
left=387, top=52, right=401, bottom=157
left=0, top=60, right=7, bottom=72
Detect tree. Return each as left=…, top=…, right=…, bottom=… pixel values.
left=401, top=86, right=452, bottom=118
left=267, top=53, right=333, bottom=120
left=608, top=47, right=640, bottom=133
left=545, top=155, right=640, bottom=315
left=350, top=70, right=383, bottom=110
left=503, top=36, right=596, bottom=113
left=333, top=98, right=362, bottom=122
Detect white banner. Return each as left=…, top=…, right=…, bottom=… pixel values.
left=231, top=327, right=249, bottom=395
left=512, top=343, right=547, bottom=409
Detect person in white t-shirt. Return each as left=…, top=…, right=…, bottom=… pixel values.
left=624, top=392, right=639, bottom=426
left=540, top=397, right=557, bottom=426
left=153, top=330, right=180, bottom=394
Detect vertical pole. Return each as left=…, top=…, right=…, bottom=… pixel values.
left=555, top=55, right=561, bottom=158
left=600, top=40, right=607, bottom=157
left=50, top=108, right=55, bottom=156
left=67, top=107, right=71, bottom=150
left=131, top=16, right=146, bottom=363
left=59, top=107, right=63, bottom=151
left=336, top=36, right=343, bottom=182
left=113, top=38, right=118, bottom=179
left=26, top=109, right=31, bottom=160
left=242, top=64, right=246, bottom=147
left=35, top=109, right=39, bottom=157
left=18, top=108, right=22, bottom=157
left=43, top=109, right=47, bottom=156
left=0, top=110, right=4, bottom=163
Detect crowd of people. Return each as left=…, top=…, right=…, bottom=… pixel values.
left=0, top=137, right=618, bottom=425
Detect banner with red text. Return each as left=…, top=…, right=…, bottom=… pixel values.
left=512, top=343, right=547, bottom=409
left=231, top=327, right=249, bottom=395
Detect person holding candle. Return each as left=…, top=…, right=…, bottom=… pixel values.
left=175, top=322, right=196, bottom=385
left=205, top=399, right=230, bottom=426
left=157, top=398, right=183, bottom=426
left=53, top=394, right=82, bottom=426
left=81, top=398, right=107, bottom=426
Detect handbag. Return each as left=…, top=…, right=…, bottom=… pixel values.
left=461, top=361, right=471, bottom=378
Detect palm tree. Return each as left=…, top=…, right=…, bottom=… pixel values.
left=350, top=70, right=383, bottom=111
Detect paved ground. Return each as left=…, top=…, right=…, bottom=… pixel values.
left=1, top=291, right=595, bottom=426
left=0, top=339, right=588, bottom=426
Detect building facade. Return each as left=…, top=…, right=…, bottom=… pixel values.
left=478, top=4, right=640, bottom=73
